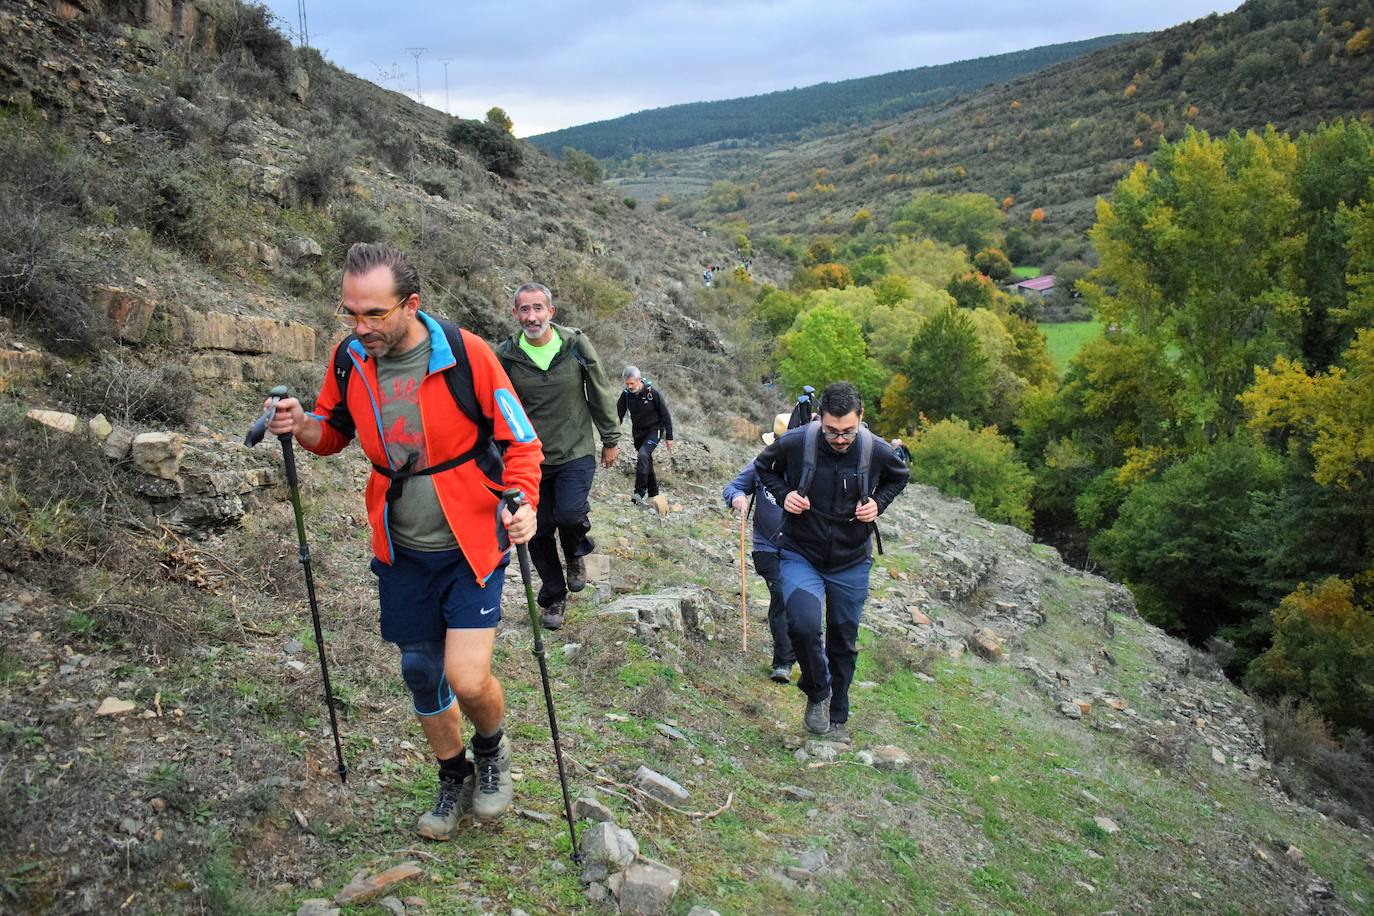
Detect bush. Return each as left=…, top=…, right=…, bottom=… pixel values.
left=335, top=207, right=392, bottom=246
left=295, top=138, right=354, bottom=207
left=1260, top=700, right=1374, bottom=824
left=0, top=204, right=108, bottom=355
left=1090, top=436, right=1284, bottom=645
left=623, top=196, right=637, bottom=209
left=1247, top=577, right=1374, bottom=734
left=213, top=3, right=296, bottom=82
left=908, top=419, right=1034, bottom=529
left=446, top=119, right=523, bottom=178
left=562, top=147, right=604, bottom=184
left=58, top=353, right=196, bottom=427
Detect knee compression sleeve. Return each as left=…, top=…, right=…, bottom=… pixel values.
left=398, top=641, right=453, bottom=716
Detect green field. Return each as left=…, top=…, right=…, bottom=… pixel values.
left=1039, top=319, right=1104, bottom=373
left=1011, top=265, right=1043, bottom=279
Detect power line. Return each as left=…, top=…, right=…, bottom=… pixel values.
left=406, top=47, right=426, bottom=103
left=440, top=58, right=453, bottom=115
left=296, top=0, right=309, bottom=47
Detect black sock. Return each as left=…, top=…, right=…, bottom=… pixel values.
left=438, top=752, right=473, bottom=783
left=471, top=729, right=503, bottom=755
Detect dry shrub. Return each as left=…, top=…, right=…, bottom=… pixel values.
left=1262, top=700, right=1374, bottom=826
left=58, top=352, right=196, bottom=427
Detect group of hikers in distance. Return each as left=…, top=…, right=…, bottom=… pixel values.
left=264, top=242, right=908, bottom=842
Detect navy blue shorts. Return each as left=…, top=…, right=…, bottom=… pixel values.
left=371, top=544, right=505, bottom=644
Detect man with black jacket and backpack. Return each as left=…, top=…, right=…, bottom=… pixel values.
left=616, top=366, right=674, bottom=504
left=497, top=282, right=622, bottom=630
left=266, top=243, right=541, bottom=842
left=754, top=381, right=908, bottom=743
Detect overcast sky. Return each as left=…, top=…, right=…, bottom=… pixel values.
left=262, top=1, right=1243, bottom=137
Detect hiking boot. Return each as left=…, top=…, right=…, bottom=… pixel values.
left=567, top=554, right=588, bottom=593
left=540, top=600, right=566, bottom=630
left=827, top=723, right=852, bottom=745
left=630, top=492, right=645, bottom=506
left=471, top=735, right=514, bottom=821
left=804, top=695, right=831, bottom=735
left=770, top=665, right=792, bottom=684
left=416, top=774, right=473, bottom=840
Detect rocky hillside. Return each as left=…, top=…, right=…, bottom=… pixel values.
left=4, top=409, right=1374, bottom=913
left=0, top=0, right=779, bottom=418
left=1, top=2, right=1373, bottom=915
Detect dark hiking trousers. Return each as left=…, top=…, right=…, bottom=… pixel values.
left=779, top=548, right=871, bottom=725
left=632, top=430, right=660, bottom=498
left=531, top=456, right=596, bottom=608
left=751, top=548, right=795, bottom=670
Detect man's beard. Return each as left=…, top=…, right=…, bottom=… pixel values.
left=521, top=320, right=550, bottom=340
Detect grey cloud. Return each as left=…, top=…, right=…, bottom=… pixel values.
left=265, top=1, right=1242, bottom=134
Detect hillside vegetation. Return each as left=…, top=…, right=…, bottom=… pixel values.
left=656, top=0, right=1374, bottom=245
left=528, top=34, right=1136, bottom=159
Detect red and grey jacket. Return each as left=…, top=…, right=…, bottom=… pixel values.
left=304, top=311, right=543, bottom=583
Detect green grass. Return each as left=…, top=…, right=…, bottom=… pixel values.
left=1039, top=319, right=1104, bottom=373
left=1012, top=265, right=1043, bottom=279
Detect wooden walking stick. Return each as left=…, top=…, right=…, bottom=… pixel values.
left=738, top=511, right=748, bottom=653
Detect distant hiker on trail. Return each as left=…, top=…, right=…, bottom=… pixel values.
left=497, top=282, right=621, bottom=631
left=788, top=384, right=817, bottom=429
left=265, top=243, right=541, bottom=840
left=616, top=365, right=673, bottom=505
left=724, top=412, right=797, bottom=683
left=755, top=381, right=909, bottom=743
left=891, top=438, right=911, bottom=465
left=703, top=269, right=713, bottom=287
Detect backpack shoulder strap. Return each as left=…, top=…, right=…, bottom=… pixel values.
left=333, top=334, right=359, bottom=400
left=797, top=423, right=821, bottom=498
left=857, top=427, right=875, bottom=498
left=436, top=321, right=487, bottom=431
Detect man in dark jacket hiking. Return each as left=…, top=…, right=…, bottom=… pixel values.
left=498, top=282, right=621, bottom=630
left=616, top=366, right=673, bottom=504
left=755, top=381, right=908, bottom=743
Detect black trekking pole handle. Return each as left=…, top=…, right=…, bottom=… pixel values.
left=502, top=488, right=581, bottom=863
left=245, top=386, right=348, bottom=785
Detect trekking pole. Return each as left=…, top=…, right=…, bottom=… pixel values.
left=501, top=488, right=580, bottom=863
left=738, top=512, right=748, bottom=653
left=245, top=385, right=349, bottom=786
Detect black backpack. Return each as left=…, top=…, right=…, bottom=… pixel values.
left=331, top=319, right=502, bottom=505
left=795, top=422, right=883, bottom=554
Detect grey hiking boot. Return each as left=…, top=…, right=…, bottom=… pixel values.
left=471, top=735, right=514, bottom=821
left=804, top=695, right=831, bottom=735
left=567, top=554, right=588, bottom=593
left=770, top=665, right=792, bottom=684
left=827, top=723, right=852, bottom=745
left=630, top=492, right=645, bottom=506
left=416, top=774, right=473, bottom=840
left=540, top=600, right=566, bottom=630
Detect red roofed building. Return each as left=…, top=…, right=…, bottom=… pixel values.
left=1011, top=275, right=1056, bottom=298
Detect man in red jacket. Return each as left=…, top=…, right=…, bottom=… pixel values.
left=266, top=243, right=542, bottom=841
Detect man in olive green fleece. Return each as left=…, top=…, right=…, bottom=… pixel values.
left=497, top=283, right=621, bottom=629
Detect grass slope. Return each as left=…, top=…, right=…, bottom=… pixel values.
left=3, top=450, right=1371, bottom=913
left=1040, top=320, right=1105, bottom=373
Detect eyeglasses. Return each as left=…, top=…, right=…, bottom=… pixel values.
left=335, top=295, right=409, bottom=328
left=822, top=427, right=858, bottom=442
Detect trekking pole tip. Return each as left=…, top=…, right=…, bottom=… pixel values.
left=267, top=384, right=290, bottom=398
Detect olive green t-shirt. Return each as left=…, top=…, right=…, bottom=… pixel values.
left=517, top=327, right=562, bottom=371
left=376, top=337, right=457, bottom=551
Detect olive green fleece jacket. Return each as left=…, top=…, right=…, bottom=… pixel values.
left=495, top=323, right=621, bottom=466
